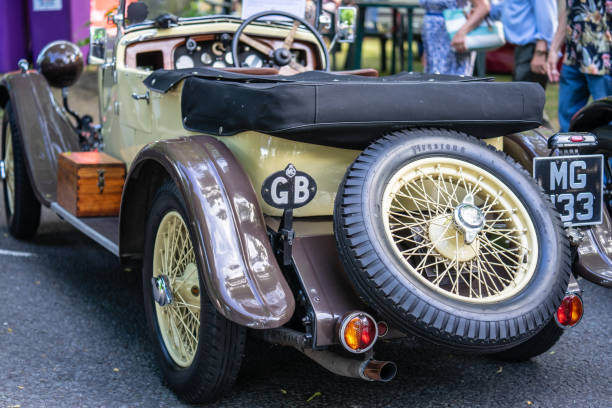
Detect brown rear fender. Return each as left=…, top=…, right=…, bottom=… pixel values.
left=0, top=70, right=79, bottom=206
left=570, top=97, right=612, bottom=132
left=120, top=136, right=295, bottom=329
left=503, top=128, right=552, bottom=173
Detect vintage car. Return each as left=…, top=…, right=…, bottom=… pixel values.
left=0, top=0, right=588, bottom=404
left=504, top=97, right=612, bottom=289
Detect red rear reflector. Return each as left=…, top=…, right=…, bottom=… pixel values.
left=570, top=135, right=585, bottom=142
left=377, top=321, right=389, bottom=337
left=556, top=294, right=583, bottom=327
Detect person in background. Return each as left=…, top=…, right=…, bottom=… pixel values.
left=490, top=0, right=557, bottom=89
left=547, top=0, right=612, bottom=132
left=420, top=0, right=490, bottom=75
left=306, top=0, right=344, bottom=25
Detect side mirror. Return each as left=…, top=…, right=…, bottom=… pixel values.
left=88, top=27, right=107, bottom=65
left=318, top=13, right=333, bottom=36
left=337, top=7, right=357, bottom=43
left=108, top=12, right=124, bottom=26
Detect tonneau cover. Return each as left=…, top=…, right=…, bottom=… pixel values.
left=144, top=68, right=545, bottom=148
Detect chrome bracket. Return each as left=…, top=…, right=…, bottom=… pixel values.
left=17, top=59, right=29, bottom=73
left=566, top=273, right=582, bottom=295
left=121, top=30, right=157, bottom=46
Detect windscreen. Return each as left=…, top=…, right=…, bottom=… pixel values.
left=123, top=0, right=227, bottom=25
left=123, top=0, right=318, bottom=26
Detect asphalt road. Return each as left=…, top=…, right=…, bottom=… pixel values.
left=0, top=196, right=611, bottom=408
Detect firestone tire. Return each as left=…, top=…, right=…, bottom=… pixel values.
left=1, top=102, right=41, bottom=239
left=492, top=319, right=564, bottom=361
left=334, top=129, right=571, bottom=352
left=143, top=182, right=245, bottom=404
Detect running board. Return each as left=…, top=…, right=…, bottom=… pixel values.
left=50, top=202, right=120, bottom=256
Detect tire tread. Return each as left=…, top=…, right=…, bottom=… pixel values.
left=334, top=128, right=570, bottom=352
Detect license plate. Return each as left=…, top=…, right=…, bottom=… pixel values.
left=533, top=155, right=604, bottom=227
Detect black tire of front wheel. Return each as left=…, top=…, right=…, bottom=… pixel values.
left=334, top=129, right=571, bottom=352
left=1, top=102, right=41, bottom=239
left=492, top=319, right=564, bottom=362
left=142, top=181, right=245, bottom=404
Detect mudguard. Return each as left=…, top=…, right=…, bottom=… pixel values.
left=0, top=70, right=79, bottom=206
left=503, top=128, right=552, bottom=174
left=120, top=136, right=295, bottom=328
left=570, top=97, right=612, bottom=132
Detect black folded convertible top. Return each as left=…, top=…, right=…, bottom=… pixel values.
left=144, top=68, right=545, bottom=149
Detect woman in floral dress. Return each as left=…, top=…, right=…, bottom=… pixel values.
left=420, top=0, right=490, bottom=75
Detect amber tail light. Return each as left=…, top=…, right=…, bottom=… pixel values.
left=556, top=294, right=583, bottom=328
left=338, top=311, right=379, bottom=354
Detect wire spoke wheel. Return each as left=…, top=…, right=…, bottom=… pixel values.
left=1, top=102, right=40, bottom=239
left=336, top=130, right=569, bottom=350
left=3, top=122, right=15, bottom=215
left=144, top=182, right=245, bottom=403
left=382, top=157, right=537, bottom=303
left=153, top=210, right=200, bottom=368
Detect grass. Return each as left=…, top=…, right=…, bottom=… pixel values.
left=334, top=38, right=560, bottom=130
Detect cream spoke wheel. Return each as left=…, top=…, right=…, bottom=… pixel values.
left=336, top=130, right=570, bottom=352
left=382, top=157, right=538, bottom=303
left=4, top=123, right=15, bottom=215
left=153, top=211, right=200, bottom=367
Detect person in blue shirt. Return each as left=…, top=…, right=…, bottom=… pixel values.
left=490, top=0, right=558, bottom=89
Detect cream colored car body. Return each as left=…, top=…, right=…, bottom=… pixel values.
left=99, top=19, right=503, bottom=217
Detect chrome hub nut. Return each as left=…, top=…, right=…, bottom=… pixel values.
left=453, top=197, right=485, bottom=244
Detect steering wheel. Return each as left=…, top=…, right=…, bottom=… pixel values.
left=231, top=10, right=330, bottom=73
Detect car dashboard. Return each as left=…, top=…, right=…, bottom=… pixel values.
left=125, top=32, right=316, bottom=71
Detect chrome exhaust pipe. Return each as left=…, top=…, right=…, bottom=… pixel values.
left=256, top=328, right=397, bottom=382
left=301, top=349, right=397, bottom=382
left=361, top=359, right=397, bottom=382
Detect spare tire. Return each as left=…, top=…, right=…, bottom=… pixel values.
left=334, top=129, right=570, bottom=351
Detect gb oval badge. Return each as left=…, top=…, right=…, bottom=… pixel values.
left=261, top=164, right=317, bottom=209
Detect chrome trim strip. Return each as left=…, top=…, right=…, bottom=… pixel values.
left=50, top=202, right=119, bottom=256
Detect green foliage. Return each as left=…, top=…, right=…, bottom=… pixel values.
left=182, top=1, right=214, bottom=17
left=92, top=28, right=107, bottom=42
left=105, top=6, right=118, bottom=18
left=339, top=8, right=355, bottom=26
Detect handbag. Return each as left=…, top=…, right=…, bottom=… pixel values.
left=443, top=8, right=505, bottom=52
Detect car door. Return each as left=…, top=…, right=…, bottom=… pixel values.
left=102, top=62, right=153, bottom=165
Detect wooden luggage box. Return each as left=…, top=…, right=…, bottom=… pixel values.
left=57, top=152, right=126, bottom=217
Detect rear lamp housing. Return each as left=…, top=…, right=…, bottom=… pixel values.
left=555, top=293, right=583, bottom=328
left=547, top=132, right=597, bottom=149
left=338, top=311, right=378, bottom=354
